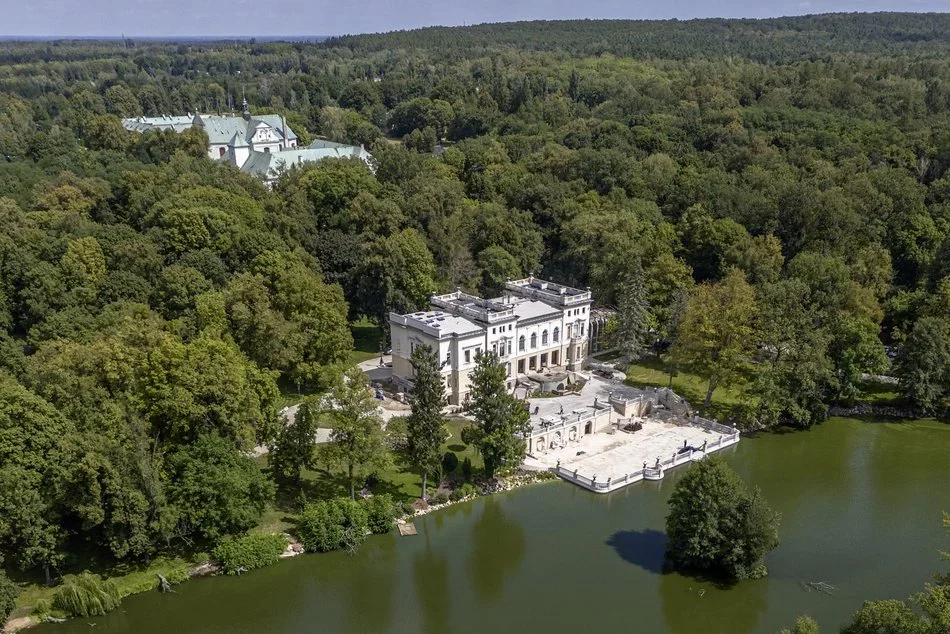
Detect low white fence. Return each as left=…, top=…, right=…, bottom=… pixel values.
left=555, top=424, right=740, bottom=493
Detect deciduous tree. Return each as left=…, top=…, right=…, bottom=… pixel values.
left=671, top=268, right=756, bottom=407
left=665, top=457, right=780, bottom=580
left=325, top=367, right=391, bottom=499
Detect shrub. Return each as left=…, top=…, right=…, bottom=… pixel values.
left=400, top=501, right=416, bottom=517
left=432, top=492, right=449, bottom=505
left=298, top=498, right=369, bottom=554
left=212, top=533, right=287, bottom=575
left=461, top=457, right=473, bottom=481
left=52, top=572, right=121, bottom=617
left=441, top=451, right=459, bottom=474
left=362, top=495, right=396, bottom=534
left=0, top=570, right=18, bottom=623
left=451, top=482, right=478, bottom=501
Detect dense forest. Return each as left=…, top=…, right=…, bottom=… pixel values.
left=1, top=13, right=949, bottom=604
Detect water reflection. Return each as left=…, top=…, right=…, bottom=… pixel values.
left=343, top=537, right=396, bottom=632
left=660, top=571, right=768, bottom=634
left=605, top=529, right=667, bottom=574
left=413, top=523, right=450, bottom=634
left=469, top=497, right=525, bottom=602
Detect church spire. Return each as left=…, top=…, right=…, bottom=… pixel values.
left=241, top=88, right=250, bottom=121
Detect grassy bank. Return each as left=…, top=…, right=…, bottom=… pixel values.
left=623, top=358, right=911, bottom=419
left=258, top=417, right=482, bottom=533
left=10, top=413, right=482, bottom=625
left=11, top=556, right=197, bottom=623
left=623, top=357, right=751, bottom=420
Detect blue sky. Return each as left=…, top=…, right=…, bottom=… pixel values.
left=2, top=0, right=946, bottom=37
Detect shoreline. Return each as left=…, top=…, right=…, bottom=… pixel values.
left=3, top=469, right=557, bottom=633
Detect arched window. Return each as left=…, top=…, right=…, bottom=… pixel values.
left=519, top=335, right=526, bottom=352
left=553, top=327, right=560, bottom=342
left=218, top=147, right=226, bottom=157
left=541, top=330, right=548, bottom=345
left=263, top=147, right=270, bottom=153
left=530, top=333, right=537, bottom=349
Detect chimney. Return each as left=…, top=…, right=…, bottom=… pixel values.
left=282, top=115, right=289, bottom=149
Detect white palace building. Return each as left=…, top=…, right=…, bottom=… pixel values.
left=389, top=278, right=593, bottom=405
left=123, top=99, right=372, bottom=185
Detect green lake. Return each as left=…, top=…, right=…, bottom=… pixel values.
left=39, top=417, right=950, bottom=634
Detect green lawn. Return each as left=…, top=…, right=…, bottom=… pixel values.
left=623, top=357, right=751, bottom=420
left=259, top=415, right=483, bottom=531
left=855, top=379, right=902, bottom=406
left=349, top=318, right=384, bottom=366
left=12, top=553, right=198, bottom=619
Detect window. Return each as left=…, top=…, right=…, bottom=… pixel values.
left=530, top=333, right=537, bottom=349
left=518, top=359, right=525, bottom=374
left=541, top=353, right=548, bottom=367
left=464, top=350, right=471, bottom=363
left=519, top=335, right=526, bottom=352
left=218, top=147, right=226, bottom=157
left=446, top=352, right=451, bottom=366
left=508, top=325, right=512, bottom=331
left=567, top=325, right=573, bottom=338
left=529, top=356, right=537, bottom=370
left=553, top=327, right=559, bottom=342
left=541, top=330, right=548, bottom=345
left=506, top=363, right=511, bottom=377
left=492, top=343, right=498, bottom=356
left=492, top=327, right=496, bottom=334
left=263, top=147, right=270, bottom=153
left=552, top=350, right=559, bottom=365
left=507, top=340, right=512, bottom=355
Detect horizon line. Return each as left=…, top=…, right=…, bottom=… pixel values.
left=1, top=10, right=947, bottom=40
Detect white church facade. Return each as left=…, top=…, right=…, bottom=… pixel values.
left=123, top=100, right=372, bottom=184
left=389, top=278, right=593, bottom=405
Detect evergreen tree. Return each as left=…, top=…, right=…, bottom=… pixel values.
left=610, top=261, right=654, bottom=362
left=406, top=344, right=448, bottom=500
left=465, top=351, right=530, bottom=479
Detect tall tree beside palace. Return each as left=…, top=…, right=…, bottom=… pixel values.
left=325, top=367, right=391, bottom=499
left=610, top=260, right=654, bottom=362
left=406, top=344, right=448, bottom=499
left=671, top=268, right=757, bottom=407
left=465, top=351, right=531, bottom=479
